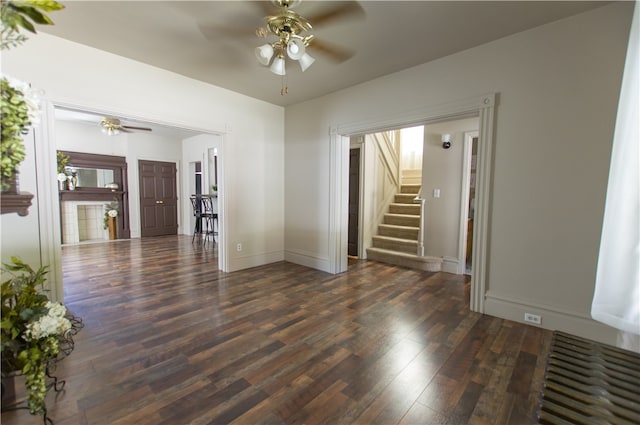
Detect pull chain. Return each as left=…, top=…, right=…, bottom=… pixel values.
left=281, top=73, right=288, bottom=96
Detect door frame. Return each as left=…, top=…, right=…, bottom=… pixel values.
left=348, top=139, right=365, bottom=258
left=329, top=93, right=496, bottom=313
left=458, top=131, right=479, bottom=275
left=37, top=100, right=231, bottom=302
left=138, top=159, right=179, bottom=237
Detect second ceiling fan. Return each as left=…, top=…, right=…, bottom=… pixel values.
left=101, top=117, right=152, bottom=136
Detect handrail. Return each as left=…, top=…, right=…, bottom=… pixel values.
left=413, top=189, right=426, bottom=256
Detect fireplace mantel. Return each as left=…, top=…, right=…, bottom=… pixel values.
left=59, top=189, right=124, bottom=202
left=58, top=151, right=130, bottom=239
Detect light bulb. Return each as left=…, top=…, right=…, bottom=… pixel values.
left=287, top=38, right=306, bottom=60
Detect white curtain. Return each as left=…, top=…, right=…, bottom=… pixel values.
left=591, top=4, right=640, bottom=341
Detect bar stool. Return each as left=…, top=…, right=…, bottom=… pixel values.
left=190, top=195, right=204, bottom=244
left=200, top=196, right=218, bottom=245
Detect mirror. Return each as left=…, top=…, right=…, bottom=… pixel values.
left=66, top=166, right=115, bottom=188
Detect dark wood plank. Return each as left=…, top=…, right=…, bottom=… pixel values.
left=1, top=235, right=552, bottom=425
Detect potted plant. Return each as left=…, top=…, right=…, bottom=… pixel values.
left=0, top=257, right=74, bottom=417
left=0, top=0, right=65, bottom=192
left=56, top=151, right=69, bottom=190
left=103, top=199, right=119, bottom=239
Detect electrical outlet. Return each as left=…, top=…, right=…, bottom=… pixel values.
left=236, top=243, right=242, bottom=252
left=524, top=313, right=542, bottom=325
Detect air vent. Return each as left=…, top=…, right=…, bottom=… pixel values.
left=537, top=331, right=640, bottom=424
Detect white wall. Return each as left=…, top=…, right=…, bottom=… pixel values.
left=2, top=32, right=285, bottom=279
left=423, top=118, right=479, bottom=268
left=0, top=131, right=47, bottom=288
left=284, top=3, right=634, bottom=347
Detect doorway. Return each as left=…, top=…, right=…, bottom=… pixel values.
left=138, top=159, right=178, bottom=237
left=348, top=147, right=361, bottom=257
left=329, top=93, right=496, bottom=313
left=462, top=133, right=478, bottom=275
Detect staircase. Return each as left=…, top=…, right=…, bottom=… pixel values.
left=367, top=184, right=442, bottom=272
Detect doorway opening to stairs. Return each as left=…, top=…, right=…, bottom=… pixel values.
left=349, top=116, right=479, bottom=276
left=332, top=93, right=497, bottom=313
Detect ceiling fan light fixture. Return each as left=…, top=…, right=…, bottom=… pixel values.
left=286, top=37, right=306, bottom=60
left=101, top=127, right=121, bottom=136
left=101, top=117, right=122, bottom=136
left=270, top=55, right=286, bottom=75
left=255, top=43, right=275, bottom=66
left=298, top=52, right=315, bottom=72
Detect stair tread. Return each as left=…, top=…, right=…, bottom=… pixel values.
left=372, top=235, right=418, bottom=243
left=385, top=213, right=420, bottom=218
left=379, top=223, right=419, bottom=230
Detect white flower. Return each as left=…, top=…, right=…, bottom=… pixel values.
left=107, top=209, right=118, bottom=218
left=23, top=302, right=72, bottom=341
left=57, top=173, right=67, bottom=182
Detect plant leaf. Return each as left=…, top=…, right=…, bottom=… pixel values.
left=12, top=4, right=53, bottom=25
left=18, top=0, right=65, bottom=12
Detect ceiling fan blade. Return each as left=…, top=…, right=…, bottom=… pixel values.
left=307, top=1, right=364, bottom=27
left=122, top=125, right=152, bottom=132
left=309, top=38, right=355, bottom=63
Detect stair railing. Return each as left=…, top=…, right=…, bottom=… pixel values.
left=413, top=188, right=426, bottom=256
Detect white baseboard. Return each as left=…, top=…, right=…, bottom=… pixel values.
left=442, top=256, right=459, bottom=274
left=227, top=250, right=284, bottom=272
left=484, top=291, right=639, bottom=351
left=284, top=249, right=332, bottom=273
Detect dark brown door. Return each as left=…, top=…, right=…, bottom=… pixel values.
left=139, top=160, right=178, bottom=237
left=348, top=148, right=360, bottom=257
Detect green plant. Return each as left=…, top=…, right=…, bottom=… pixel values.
left=1, top=0, right=64, bottom=190
left=0, top=77, right=30, bottom=189
left=1, top=257, right=71, bottom=415
left=1, top=0, right=65, bottom=50
left=56, top=150, right=69, bottom=174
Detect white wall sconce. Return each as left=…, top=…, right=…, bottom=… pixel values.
left=442, top=133, right=453, bottom=149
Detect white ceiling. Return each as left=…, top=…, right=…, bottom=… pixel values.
left=41, top=1, right=608, bottom=107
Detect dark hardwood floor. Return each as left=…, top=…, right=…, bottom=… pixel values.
left=2, top=236, right=552, bottom=424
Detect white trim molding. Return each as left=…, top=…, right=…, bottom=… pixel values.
left=484, top=291, right=636, bottom=350
left=329, top=93, right=497, bottom=314
left=39, top=102, right=64, bottom=302
left=328, top=128, right=350, bottom=274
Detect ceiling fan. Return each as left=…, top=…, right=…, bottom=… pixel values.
left=100, top=117, right=152, bottom=136
left=253, top=0, right=364, bottom=94
left=256, top=1, right=363, bottom=66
